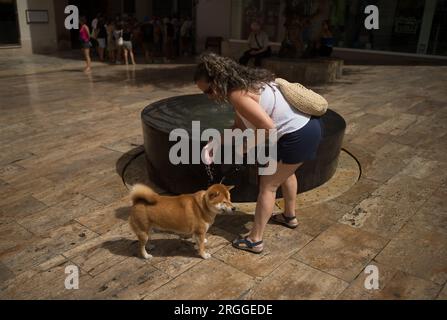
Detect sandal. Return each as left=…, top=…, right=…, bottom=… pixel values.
left=270, top=213, right=299, bottom=229
left=232, top=236, right=264, bottom=254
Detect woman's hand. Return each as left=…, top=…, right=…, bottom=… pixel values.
left=202, top=137, right=221, bottom=165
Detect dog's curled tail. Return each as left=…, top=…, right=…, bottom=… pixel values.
left=130, top=184, right=158, bottom=205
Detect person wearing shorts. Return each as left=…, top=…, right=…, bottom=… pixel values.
left=195, top=53, right=323, bottom=254
left=96, top=18, right=107, bottom=62
left=122, top=25, right=136, bottom=65
left=79, top=16, right=92, bottom=73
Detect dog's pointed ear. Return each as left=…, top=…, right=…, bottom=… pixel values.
left=226, top=185, right=235, bottom=191
left=208, top=191, right=220, bottom=199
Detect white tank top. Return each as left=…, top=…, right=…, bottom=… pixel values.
left=236, top=82, right=311, bottom=139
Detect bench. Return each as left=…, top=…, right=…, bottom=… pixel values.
left=221, top=39, right=343, bottom=85
left=262, top=57, right=344, bottom=85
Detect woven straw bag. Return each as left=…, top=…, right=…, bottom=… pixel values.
left=275, top=78, right=328, bottom=116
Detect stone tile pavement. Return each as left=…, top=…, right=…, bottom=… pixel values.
left=0, top=52, right=446, bottom=300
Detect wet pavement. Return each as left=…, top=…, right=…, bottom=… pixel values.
left=0, top=51, right=446, bottom=300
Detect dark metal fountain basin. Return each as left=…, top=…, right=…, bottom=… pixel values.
left=142, top=94, right=346, bottom=202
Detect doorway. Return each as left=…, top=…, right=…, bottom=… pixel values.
left=0, top=0, right=20, bottom=46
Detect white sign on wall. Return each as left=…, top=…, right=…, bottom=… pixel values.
left=26, top=10, right=49, bottom=24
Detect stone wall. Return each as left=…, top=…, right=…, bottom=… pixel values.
left=16, top=0, right=59, bottom=54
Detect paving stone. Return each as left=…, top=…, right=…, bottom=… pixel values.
left=350, top=132, right=393, bottom=154
left=0, top=221, right=34, bottom=255
left=438, top=284, right=447, bottom=300
left=75, top=198, right=131, bottom=235
left=213, top=223, right=313, bottom=278
left=300, top=199, right=355, bottom=222
left=59, top=256, right=171, bottom=300
left=17, top=194, right=103, bottom=235
left=334, top=177, right=380, bottom=207
left=0, top=255, right=74, bottom=299
left=150, top=226, right=232, bottom=278
left=375, top=221, right=447, bottom=285
left=79, top=175, right=128, bottom=205
left=1, top=55, right=446, bottom=300
left=61, top=224, right=135, bottom=277
left=247, top=259, right=348, bottom=300
left=370, top=174, right=438, bottom=209
left=410, top=188, right=447, bottom=234
left=0, top=195, right=48, bottom=220
left=339, top=262, right=441, bottom=300
left=0, top=222, right=98, bottom=275
left=145, top=258, right=255, bottom=300
left=0, top=164, right=26, bottom=181
left=339, top=196, right=419, bottom=239
left=0, top=262, right=14, bottom=284
left=370, top=113, right=419, bottom=136
left=293, top=223, right=388, bottom=282
left=396, top=156, right=447, bottom=185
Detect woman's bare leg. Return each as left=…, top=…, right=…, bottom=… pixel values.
left=248, top=162, right=302, bottom=244
left=130, top=51, right=136, bottom=65
left=280, top=169, right=301, bottom=224
left=83, top=48, right=91, bottom=72
left=124, top=49, right=129, bottom=65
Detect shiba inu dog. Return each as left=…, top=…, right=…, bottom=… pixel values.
left=129, top=184, right=235, bottom=259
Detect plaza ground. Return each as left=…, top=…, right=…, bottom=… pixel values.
left=0, top=51, right=446, bottom=299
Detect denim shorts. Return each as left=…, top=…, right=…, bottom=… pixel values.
left=276, top=117, right=323, bottom=164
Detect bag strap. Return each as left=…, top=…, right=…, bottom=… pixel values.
left=264, top=83, right=277, bottom=119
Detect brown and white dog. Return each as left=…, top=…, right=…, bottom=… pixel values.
left=129, top=184, right=235, bottom=260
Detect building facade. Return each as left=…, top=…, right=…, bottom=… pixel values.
left=1, top=0, right=446, bottom=58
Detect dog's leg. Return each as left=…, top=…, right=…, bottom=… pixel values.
left=136, top=231, right=152, bottom=259
left=147, top=229, right=155, bottom=250
left=196, top=233, right=211, bottom=260
left=192, top=235, right=207, bottom=245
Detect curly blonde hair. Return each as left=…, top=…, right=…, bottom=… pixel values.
left=194, top=53, right=275, bottom=103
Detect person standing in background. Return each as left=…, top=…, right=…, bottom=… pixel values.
left=171, top=15, right=181, bottom=57
left=114, top=22, right=124, bottom=64
left=180, top=16, right=193, bottom=57
left=163, top=17, right=174, bottom=63
left=106, top=20, right=117, bottom=64
left=96, top=17, right=107, bottom=62
left=318, top=20, right=334, bottom=57
left=141, top=16, right=155, bottom=64
left=122, top=23, right=136, bottom=65
left=153, top=17, right=163, bottom=59
left=79, top=16, right=92, bottom=73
